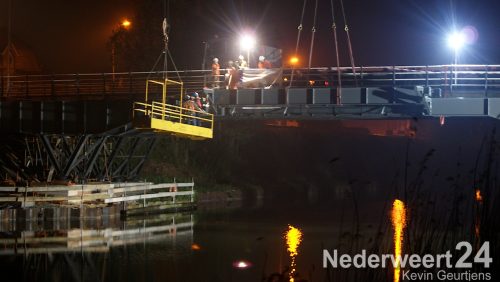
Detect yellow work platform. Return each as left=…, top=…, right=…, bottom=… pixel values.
left=134, top=101, right=213, bottom=139
left=132, top=79, right=214, bottom=140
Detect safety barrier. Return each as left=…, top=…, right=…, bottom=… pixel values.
left=2, top=65, right=500, bottom=99
left=133, top=101, right=214, bottom=139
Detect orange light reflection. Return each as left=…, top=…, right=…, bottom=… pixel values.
left=475, top=189, right=483, bottom=202
left=391, top=199, right=406, bottom=282
left=285, top=225, right=303, bottom=282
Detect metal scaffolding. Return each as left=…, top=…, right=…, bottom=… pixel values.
left=0, top=125, right=156, bottom=184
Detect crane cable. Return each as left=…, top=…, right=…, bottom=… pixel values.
left=294, top=0, right=308, bottom=54
left=330, top=0, right=342, bottom=102
left=162, top=17, right=181, bottom=83
left=146, top=0, right=183, bottom=106
left=307, top=0, right=319, bottom=70
left=162, top=0, right=173, bottom=80
left=163, top=0, right=185, bottom=106
left=148, top=0, right=182, bottom=83
left=147, top=0, right=170, bottom=79
left=162, top=17, right=169, bottom=81
left=290, top=0, right=308, bottom=87
left=339, top=0, right=358, bottom=86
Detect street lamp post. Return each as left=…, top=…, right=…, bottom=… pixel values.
left=111, top=19, right=132, bottom=80
left=239, top=34, right=256, bottom=68
left=111, top=43, right=116, bottom=77
left=247, top=49, right=250, bottom=68
left=289, top=56, right=299, bottom=87
left=447, top=31, right=465, bottom=88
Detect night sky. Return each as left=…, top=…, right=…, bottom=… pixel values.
left=1, top=0, right=500, bottom=73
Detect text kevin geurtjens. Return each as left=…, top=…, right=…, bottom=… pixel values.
left=402, top=270, right=491, bottom=281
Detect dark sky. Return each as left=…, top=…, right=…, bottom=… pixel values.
left=1, top=0, right=500, bottom=73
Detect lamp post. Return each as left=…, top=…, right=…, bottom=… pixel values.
left=239, top=34, right=256, bottom=68
left=447, top=31, right=465, bottom=87
left=111, top=19, right=132, bottom=80
left=289, top=56, right=300, bottom=87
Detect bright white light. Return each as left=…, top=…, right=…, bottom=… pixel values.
left=239, top=34, right=256, bottom=50
left=447, top=32, right=465, bottom=50
left=232, top=260, right=252, bottom=269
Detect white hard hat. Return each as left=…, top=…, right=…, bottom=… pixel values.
left=213, top=57, right=219, bottom=62
left=238, top=55, right=244, bottom=60
left=259, top=56, right=265, bottom=61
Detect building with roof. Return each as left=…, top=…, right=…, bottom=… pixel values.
left=0, top=33, right=42, bottom=76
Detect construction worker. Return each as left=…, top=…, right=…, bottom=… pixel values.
left=202, top=96, right=210, bottom=113
left=192, top=92, right=204, bottom=126
left=258, top=56, right=272, bottom=69
left=227, top=60, right=239, bottom=90
left=211, top=58, right=220, bottom=88
left=193, top=92, right=203, bottom=110
left=182, top=95, right=196, bottom=125
left=237, top=55, right=248, bottom=69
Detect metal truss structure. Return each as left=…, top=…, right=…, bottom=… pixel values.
left=0, top=124, right=156, bottom=185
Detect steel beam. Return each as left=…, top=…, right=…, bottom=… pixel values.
left=61, top=135, right=89, bottom=179
left=128, top=137, right=157, bottom=179
left=112, top=137, right=140, bottom=179
left=100, top=136, right=125, bottom=181
left=83, top=136, right=108, bottom=178
left=40, top=135, right=61, bottom=173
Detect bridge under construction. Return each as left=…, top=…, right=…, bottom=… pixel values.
left=0, top=65, right=499, bottom=187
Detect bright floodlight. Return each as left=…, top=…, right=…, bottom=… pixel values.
left=240, top=34, right=256, bottom=50
left=447, top=32, right=465, bottom=50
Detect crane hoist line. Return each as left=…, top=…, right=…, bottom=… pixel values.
left=290, top=0, right=358, bottom=91
left=132, top=3, right=214, bottom=140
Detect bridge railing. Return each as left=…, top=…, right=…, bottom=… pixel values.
left=2, top=65, right=500, bottom=99
left=287, top=65, right=500, bottom=92
left=133, top=101, right=214, bottom=129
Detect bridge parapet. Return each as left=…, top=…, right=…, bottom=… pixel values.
left=2, top=65, right=500, bottom=100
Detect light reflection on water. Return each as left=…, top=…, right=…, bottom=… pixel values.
left=285, top=224, right=303, bottom=282
left=391, top=199, right=406, bottom=282
left=474, top=189, right=483, bottom=250
left=0, top=214, right=193, bottom=255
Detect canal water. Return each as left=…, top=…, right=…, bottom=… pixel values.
left=0, top=197, right=398, bottom=282
left=0, top=188, right=498, bottom=282
left=1, top=117, right=500, bottom=281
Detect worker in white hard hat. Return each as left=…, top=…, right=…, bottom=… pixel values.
left=212, top=57, right=220, bottom=88
left=237, top=55, right=248, bottom=69
left=258, top=55, right=272, bottom=69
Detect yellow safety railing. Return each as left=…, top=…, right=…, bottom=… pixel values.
left=145, top=78, right=184, bottom=121
left=133, top=78, right=214, bottom=139
left=145, top=79, right=184, bottom=103
left=134, top=101, right=213, bottom=129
